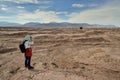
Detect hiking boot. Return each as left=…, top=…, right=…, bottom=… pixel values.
left=28, top=66, right=34, bottom=70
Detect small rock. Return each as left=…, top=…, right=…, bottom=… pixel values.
left=51, top=63, right=58, bottom=68
left=43, top=63, right=47, bottom=66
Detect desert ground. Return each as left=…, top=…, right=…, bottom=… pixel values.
left=0, top=27, right=120, bottom=80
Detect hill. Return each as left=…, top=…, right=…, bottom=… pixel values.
left=0, top=21, right=118, bottom=28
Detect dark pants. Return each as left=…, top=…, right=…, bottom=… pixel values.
left=25, top=56, right=31, bottom=67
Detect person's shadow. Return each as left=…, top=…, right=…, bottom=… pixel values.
left=30, top=68, right=47, bottom=73
left=30, top=69, right=39, bottom=72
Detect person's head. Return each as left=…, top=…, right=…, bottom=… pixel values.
left=24, top=35, right=32, bottom=41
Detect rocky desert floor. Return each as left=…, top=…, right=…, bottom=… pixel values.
left=0, top=27, right=120, bottom=80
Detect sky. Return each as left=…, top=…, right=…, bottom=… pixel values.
left=0, top=0, right=120, bottom=26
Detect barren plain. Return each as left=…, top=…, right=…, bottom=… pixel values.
left=0, top=27, right=120, bottom=80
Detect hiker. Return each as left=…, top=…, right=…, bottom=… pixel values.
left=23, top=35, right=34, bottom=69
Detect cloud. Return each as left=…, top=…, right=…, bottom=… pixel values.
left=68, top=1, right=120, bottom=26
left=0, top=4, right=8, bottom=11
left=2, top=0, right=52, bottom=4
left=1, top=7, right=8, bottom=11
left=17, top=6, right=24, bottom=9
left=72, top=4, right=84, bottom=8
left=72, top=3, right=98, bottom=8
left=39, top=1, right=52, bottom=4
left=0, top=16, right=9, bottom=18
left=3, top=0, right=39, bottom=4
left=56, top=12, right=68, bottom=15
left=17, top=10, right=65, bottom=23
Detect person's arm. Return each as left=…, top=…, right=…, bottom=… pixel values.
left=30, top=36, right=34, bottom=45
left=25, top=41, right=34, bottom=49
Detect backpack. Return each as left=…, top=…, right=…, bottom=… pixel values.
left=19, top=40, right=27, bottom=53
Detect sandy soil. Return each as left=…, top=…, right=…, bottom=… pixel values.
left=0, top=27, right=120, bottom=80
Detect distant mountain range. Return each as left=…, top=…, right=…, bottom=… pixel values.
left=0, top=21, right=118, bottom=28
left=0, top=22, right=22, bottom=27
left=23, top=22, right=92, bottom=28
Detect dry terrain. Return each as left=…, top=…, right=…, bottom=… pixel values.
left=0, top=27, right=120, bottom=80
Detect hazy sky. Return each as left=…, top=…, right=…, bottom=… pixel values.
left=0, top=0, right=120, bottom=26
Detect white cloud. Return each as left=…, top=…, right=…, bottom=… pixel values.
left=17, top=10, right=65, bottom=23
left=56, top=12, right=68, bottom=15
left=72, top=3, right=98, bottom=8
left=17, top=6, right=24, bottom=9
left=72, top=4, right=84, bottom=8
left=0, top=4, right=8, bottom=11
left=1, top=7, right=8, bottom=11
left=0, top=16, right=9, bottom=18
left=3, top=0, right=51, bottom=4
left=39, top=1, right=51, bottom=4
left=69, top=1, right=120, bottom=26
left=3, top=0, right=39, bottom=4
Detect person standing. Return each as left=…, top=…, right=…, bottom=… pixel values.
left=24, top=35, right=34, bottom=69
